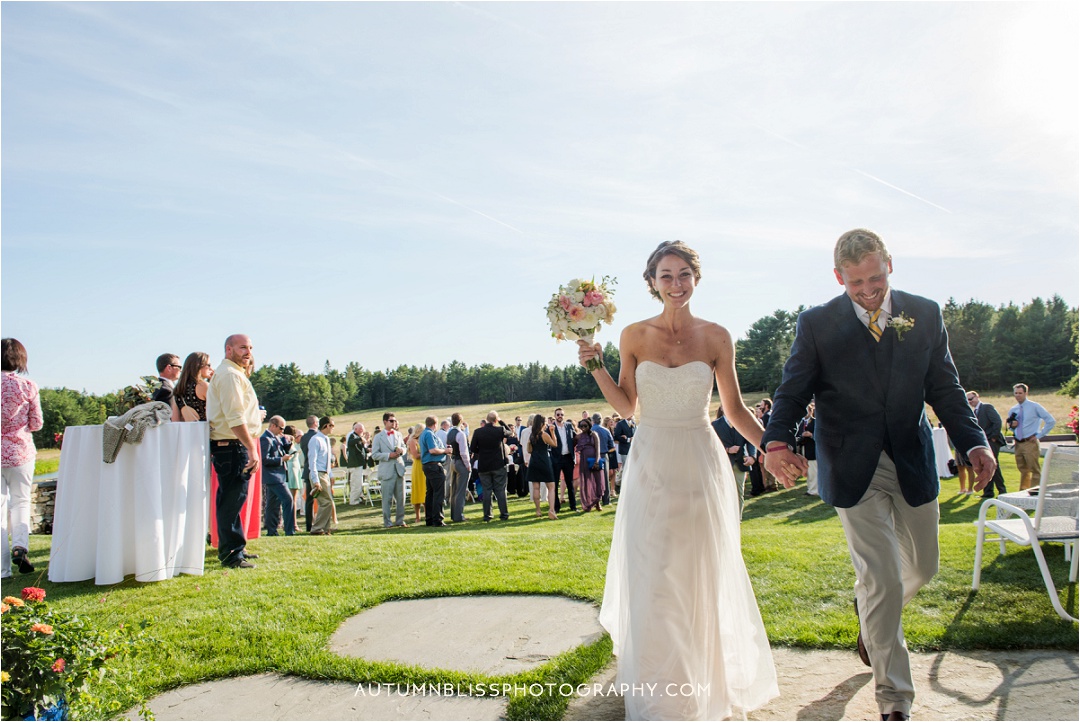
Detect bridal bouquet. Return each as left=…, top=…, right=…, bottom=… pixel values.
left=546, top=276, right=617, bottom=371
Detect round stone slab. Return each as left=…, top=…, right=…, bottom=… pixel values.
left=329, top=595, right=604, bottom=675
left=130, top=673, right=505, bottom=721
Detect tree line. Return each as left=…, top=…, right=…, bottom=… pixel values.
left=31, top=296, right=1077, bottom=449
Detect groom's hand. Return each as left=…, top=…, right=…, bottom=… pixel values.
left=763, top=447, right=808, bottom=488
left=969, top=447, right=997, bottom=490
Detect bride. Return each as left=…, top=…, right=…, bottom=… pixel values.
left=578, top=241, right=779, bottom=720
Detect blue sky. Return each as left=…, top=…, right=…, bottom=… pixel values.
left=2, top=1, right=1077, bottom=395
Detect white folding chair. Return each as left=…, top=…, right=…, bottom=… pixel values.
left=973, top=444, right=1080, bottom=622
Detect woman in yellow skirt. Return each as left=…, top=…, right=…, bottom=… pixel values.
left=407, top=425, right=427, bottom=524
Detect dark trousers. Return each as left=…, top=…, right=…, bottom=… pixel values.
left=553, top=453, right=577, bottom=512
left=450, top=458, right=470, bottom=522
left=211, top=442, right=250, bottom=565
left=981, top=441, right=1008, bottom=498
left=263, top=479, right=295, bottom=536
left=479, top=467, right=510, bottom=520
left=423, top=461, right=447, bottom=525
left=303, top=475, right=315, bottom=532
left=748, top=460, right=766, bottom=496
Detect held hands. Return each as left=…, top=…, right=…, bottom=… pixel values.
left=968, top=447, right=998, bottom=491
left=763, top=447, right=808, bottom=488
left=577, top=340, right=603, bottom=370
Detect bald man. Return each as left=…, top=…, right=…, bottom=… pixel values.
left=206, top=333, right=262, bottom=568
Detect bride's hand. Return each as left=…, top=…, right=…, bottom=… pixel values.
left=577, top=339, right=602, bottom=368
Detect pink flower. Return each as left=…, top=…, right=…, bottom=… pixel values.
left=52, top=658, right=66, bottom=673
left=568, top=305, right=586, bottom=321
left=583, top=290, right=605, bottom=307
left=21, top=587, right=46, bottom=603
left=559, top=295, right=573, bottom=312
left=31, top=623, right=54, bottom=635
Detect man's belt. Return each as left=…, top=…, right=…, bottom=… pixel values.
left=1015, top=436, right=1038, bottom=443
left=213, top=439, right=242, bottom=447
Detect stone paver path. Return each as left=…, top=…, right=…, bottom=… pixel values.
left=134, top=595, right=1078, bottom=720
left=328, top=595, right=604, bottom=675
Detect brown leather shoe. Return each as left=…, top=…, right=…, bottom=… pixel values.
left=855, top=598, right=871, bottom=667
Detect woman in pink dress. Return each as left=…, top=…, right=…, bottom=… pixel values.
left=2, top=338, right=43, bottom=578
left=575, top=418, right=604, bottom=512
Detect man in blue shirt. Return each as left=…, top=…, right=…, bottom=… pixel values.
left=419, top=415, right=451, bottom=527
left=1007, top=383, right=1057, bottom=490
left=591, top=413, right=616, bottom=505
left=307, top=416, right=336, bottom=535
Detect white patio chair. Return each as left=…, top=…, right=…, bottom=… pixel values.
left=973, top=444, right=1079, bottom=622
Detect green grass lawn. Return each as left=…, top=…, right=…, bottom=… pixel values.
left=11, top=390, right=1077, bottom=719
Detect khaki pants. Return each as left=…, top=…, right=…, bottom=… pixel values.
left=835, top=453, right=939, bottom=718
left=311, top=471, right=336, bottom=533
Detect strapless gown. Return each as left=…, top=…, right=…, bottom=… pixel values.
left=598, top=361, right=778, bottom=720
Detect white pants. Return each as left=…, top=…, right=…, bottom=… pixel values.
left=835, top=453, right=939, bottom=718
left=348, top=468, right=367, bottom=504
left=2, top=461, right=35, bottom=577
left=806, top=460, right=819, bottom=495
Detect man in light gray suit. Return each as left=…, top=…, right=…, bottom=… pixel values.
left=371, top=411, right=408, bottom=528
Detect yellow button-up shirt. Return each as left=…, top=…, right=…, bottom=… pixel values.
left=205, top=359, right=261, bottom=441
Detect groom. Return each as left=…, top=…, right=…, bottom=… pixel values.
left=763, top=229, right=994, bottom=721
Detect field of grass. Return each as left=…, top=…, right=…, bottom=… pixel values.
left=6, top=431, right=1077, bottom=719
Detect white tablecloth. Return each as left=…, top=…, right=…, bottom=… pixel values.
left=49, top=422, right=209, bottom=585
left=932, top=427, right=953, bottom=478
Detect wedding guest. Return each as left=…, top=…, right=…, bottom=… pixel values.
left=613, top=413, right=636, bottom=493
left=1007, top=383, right=1056, bottom=491
left=797, top=403, right=818, bottom=496
left=419, top=415, right=450, bottom=526
left=283, top=425, right=304, bottom=522
left=764, top=228, right=992, bottom=721
left=172, top=351, right=213, bottom=422
left=551, top=407, right=578, bottom=512
left=372, top=412, right=408, bottom=528
left=260, top=415, right=295, bottom=536
left=602, top=415, right=620, bottom=500
left=346, top=422, right=372, bottom=505
left=526, top=414, right=558, bottom=519
left=151, top=353, right=182, bottom=406
left=712, top=405, right=751, bottom=513
left=471, top=411, right=513, bottom=522
left=300, top=415, right=318, bottom=531
left=205, top=334, right=262, bottom=569
left=505, top=423, right=525, bottom=497
left=438, top=419, right=452, bottom=504
left=1, top=338, right=43, bottom=577
left=968, top=392, right=1007, bottom=499
left=307, top=416, right=336, bottom=535
left=576, top=418, right=604, bottom=512
left=407, top=424, right=427, bottom=524
left=755, top=399, right=778, bottom=493
left=446, top=413, right=472, bottom=521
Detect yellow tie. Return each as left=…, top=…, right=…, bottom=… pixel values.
left=868, top=309, right=882, bottom=342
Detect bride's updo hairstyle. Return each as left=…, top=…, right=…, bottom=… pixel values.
left=643, top=241, right=702, bottom=301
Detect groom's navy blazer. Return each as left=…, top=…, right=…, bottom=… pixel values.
left=762, top=289, right=986, bottom=509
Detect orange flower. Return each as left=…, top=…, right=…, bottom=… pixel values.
left=1, top=603, right=9, bottom=613
left=31, top=623, right=54, bottom=635
left=2, top=596, right=25, bottom=607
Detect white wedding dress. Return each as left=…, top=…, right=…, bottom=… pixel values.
left=599, top=361, right=778, bottom=720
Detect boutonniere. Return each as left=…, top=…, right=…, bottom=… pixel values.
left=887, top=313, right=915, bottom=341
